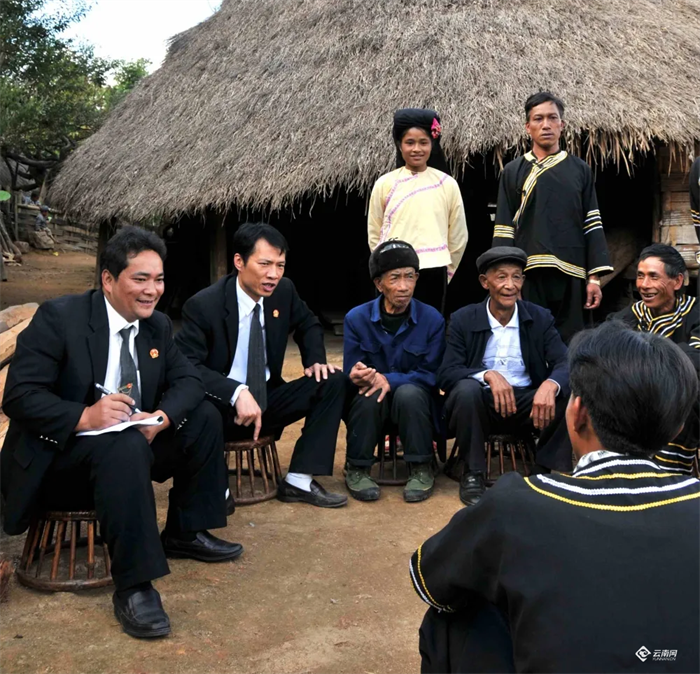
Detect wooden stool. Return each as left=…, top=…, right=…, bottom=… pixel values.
left=224, top=435, right=282, bottom=505
left=16, top=510, right=112, bottom=592
left=371, top=434, right=409, bottom=486
left=486, top=434, right=535, bottom=482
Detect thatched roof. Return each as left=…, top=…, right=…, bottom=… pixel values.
left=51, top=0, right=700, bottom=222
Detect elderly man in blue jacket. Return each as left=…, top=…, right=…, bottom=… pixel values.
left=343, top=241, right=445, bottom=503
left=439, top=247, right=571, bottom=506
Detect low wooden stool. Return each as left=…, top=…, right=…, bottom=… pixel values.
left=486, top=434, right=535, bottom=482
left=16, top=510, right=112, bottom=592
left=370, top=434, right=408, bottom=486
left=224, top=435, right=282, bottom=505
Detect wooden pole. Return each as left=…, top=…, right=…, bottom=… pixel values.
left=209, top=211, right=228, bottom=284
left=94, top=220, right=115, bottom=287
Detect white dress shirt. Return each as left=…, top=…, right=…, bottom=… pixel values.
left=228, top=278, right=270, bottom=406
left=574, top=449, right=621, bottom=472
left=472, top=300, right=532, bottom=388
left=102, top=296, right=141, bottom=394
left=471, top=300, right=561, bottom=394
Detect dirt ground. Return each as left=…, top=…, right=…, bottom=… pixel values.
left=0, top=251, right=464, bottom=674
left=0, top=250, right=96, bottom=310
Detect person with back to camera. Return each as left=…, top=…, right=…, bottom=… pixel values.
left=412, top=321, right=699, bottom=673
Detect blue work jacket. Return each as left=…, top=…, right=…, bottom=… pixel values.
left=343, top=296, right=445, bottom=392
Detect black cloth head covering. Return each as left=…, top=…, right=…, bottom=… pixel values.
left=476, top=246, right=528, bottom=274
left=392, top=108, right=450, bottom=175
left=370, top=240, right=420, bottom=279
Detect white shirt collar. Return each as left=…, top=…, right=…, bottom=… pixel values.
left=104, top=295, right=139, bottom=338
left=236, top=277, right=264, bottom=317
left=574, top=449, right=622, bottom=471
left=486, top=299, right=519, bottom=330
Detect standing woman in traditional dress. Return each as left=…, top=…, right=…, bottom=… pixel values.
left=368, top=108, right=468, bottom=314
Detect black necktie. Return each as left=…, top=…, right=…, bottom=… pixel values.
left=246, top=304, right=267, bottom=412
left=118, top=326, right=141, bottom=409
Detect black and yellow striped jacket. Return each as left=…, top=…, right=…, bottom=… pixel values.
left=410, top=453, right=699, bottom=672
left=612, top=296, right=700, bottom=474
left=493, top=151, right=613, bottom=280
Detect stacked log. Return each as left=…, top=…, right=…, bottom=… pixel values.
left=0, top=211, right=21, bottom=265
left=0, top=303, right=38, bottom=450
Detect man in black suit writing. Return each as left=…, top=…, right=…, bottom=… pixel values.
left=1, top=227, right=241, bottom=639
left=176, top=223, right=347, bottom=508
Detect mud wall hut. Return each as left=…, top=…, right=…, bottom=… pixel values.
left=50, top=0, right=700, bottom=320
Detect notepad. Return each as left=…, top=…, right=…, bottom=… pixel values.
left=76, top=416, right=164, bottom=437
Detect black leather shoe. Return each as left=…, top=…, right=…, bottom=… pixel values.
left=113, top=587, right=171, bottom=639
left=161, top=531, right=244, bottom=562
left=277, top=479, right=348, bottom=508
left=225, top=492, right=236, bottom=516
left=459, top=471, right=486, bottom=507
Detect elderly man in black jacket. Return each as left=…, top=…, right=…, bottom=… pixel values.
left=176, top=223, right=347, bottom=508
left=438, top=247, right=571, bottom=506
left=1, top=227, right=240, bottom=639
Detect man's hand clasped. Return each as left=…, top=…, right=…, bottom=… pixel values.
left=350, top=361, right=391, bottom=403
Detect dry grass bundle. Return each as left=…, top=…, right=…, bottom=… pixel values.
left=50, top=0, right=700, bottom=223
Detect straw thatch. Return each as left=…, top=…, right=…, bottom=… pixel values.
left=51, top=0, right=700, bottom=222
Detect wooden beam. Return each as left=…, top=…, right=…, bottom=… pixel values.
left=209, top=213, right=228, bottom=284
left=94, top=221, right=116, bottom=287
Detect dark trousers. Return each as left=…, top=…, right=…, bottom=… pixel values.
left=42, top=401, right=227, bottom=591
left=225, top=372, right=346, bottom=475
left=445, top=379, right=572, bottom=473
left=420, top=604, right=515, bottom=674
left=345, top=383, right=434, bottom=467
left=414, top=266, right=448, bottom=316
left=523, top=268, right=587, bottom=344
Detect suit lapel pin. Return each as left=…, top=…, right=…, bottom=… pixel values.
left=273, top=310, right=279, bottom=318
left=150, top=348, right=159, bottom=359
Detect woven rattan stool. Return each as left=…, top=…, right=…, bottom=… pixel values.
left=486, top=434, right=535, bottom=481
left=16, top=510, right=112, bottom=592
left=224, top=435, right=282, bottom=505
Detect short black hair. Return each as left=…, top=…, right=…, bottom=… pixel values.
left=100, top=226, right=167, bottom=283
left=525, top=92, right=565, bottom=121
left=638, top=243, right=687, bottom=285
left=31, top=191, right=40, bottom=199
left=232, top=222, right=288, bottom=264
left=568, top=321, right=698, bottom=457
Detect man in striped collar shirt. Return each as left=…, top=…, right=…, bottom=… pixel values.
left=610, top=243, right=699, bottom=474
left=492, top=92, right=613, bottom=343
left=411, top=321, right=699, bottom=673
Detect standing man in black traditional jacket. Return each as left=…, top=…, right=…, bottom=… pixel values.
left=1, top=227, right=241, bottom=639
left=413, top=322, right=699, bottom=673
left=176, top=222, right=348, bottom=508
left=610, top=244, right=699, bottom=474
left=492, top=91, right=613, bottom=343
left=438, top=247, right=571, bottom=506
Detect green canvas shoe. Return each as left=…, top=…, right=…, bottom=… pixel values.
left=404, top=463, right=434, bottom=502
left=345, top=466, right=380, bottom=501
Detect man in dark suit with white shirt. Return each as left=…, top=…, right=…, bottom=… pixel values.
left=438, top=247, right=571, bottom=506
left=176, top=223, right=348, bottom=508
left=1, top=227, right=241, bottom=639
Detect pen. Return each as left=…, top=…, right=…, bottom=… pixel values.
left=94, top=383, right=142, bottom=414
